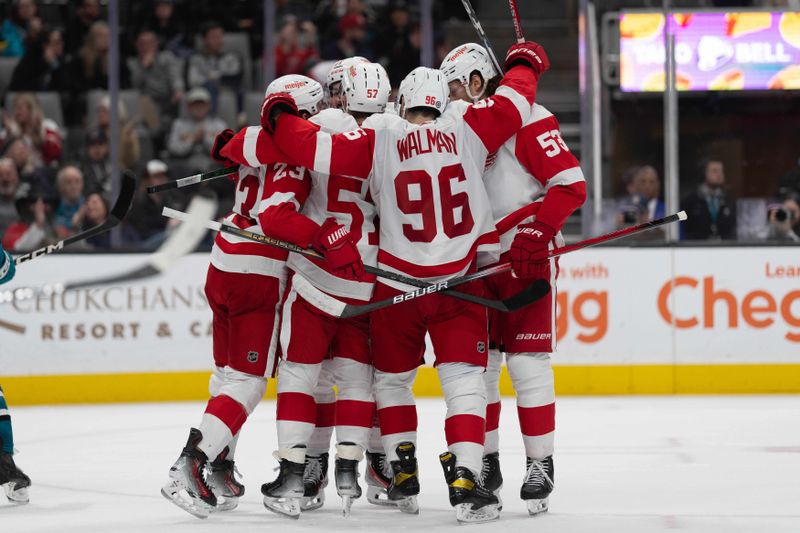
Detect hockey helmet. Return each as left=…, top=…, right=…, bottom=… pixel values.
left=342, top=62, right=392, bottom=114
left=396, top=67, right=448, bottom=117
left=265, top=74, right=325, bottom=116
left=326, top=56, right=370, bottom=89
left=440, top=43, right=498, bottom=101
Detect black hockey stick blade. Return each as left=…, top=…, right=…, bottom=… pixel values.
left=501, top=279, right=550, bottom=311
left=14, top=172, right=136, bottom=266
left=147, top=166, right=238, bottom=193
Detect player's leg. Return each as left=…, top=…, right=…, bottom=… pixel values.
left=331, top=315, right=373, bottom=514
left=302, top=358, right=335, bottom=512
left=429, top=288, right=500, bottom=524
left=365, top=411, right=393, bottom=506
left=0, top=385, right=31, bottom=504
left=263, top=286, right=336, bottom=518
left=482, top=279, right=504, bottom=498
left=497, top=246, right=559, bottom=516
left=370, top=283, right=427, bottom=514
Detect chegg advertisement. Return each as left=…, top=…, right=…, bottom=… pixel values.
left=554, top=247, right=800, bottom=365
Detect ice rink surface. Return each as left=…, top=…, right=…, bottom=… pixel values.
left=2, top=395, right=799, bottom=533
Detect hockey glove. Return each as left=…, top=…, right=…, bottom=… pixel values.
left=260, top=92, right=299, bottom=135
left=210, top=128, right=237, bottom=174
left=505, top=41, right=550, bottom=78
left=312, top=217, right=365, bottom=280
left=0, top=248, right=16, bottom=285
left=509, top=220, right=555, bottom=280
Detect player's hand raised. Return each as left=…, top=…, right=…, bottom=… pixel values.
left=260, top=92, right=299, bottom=134
left=505, top=41, right=550, bottom=78
left=509, top=219, right=555, bottom=279
left=312, top=217, right=365, bottom=280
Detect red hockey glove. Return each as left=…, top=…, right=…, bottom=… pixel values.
left=509, top=220, right=555, bottom=280
left=260, top=92, right=299, bottom=134
left=312, top=217, right=365, bottom=280
left=505, top=41, right=550, bottom=79
left=210, top=128, right=237, bottom=177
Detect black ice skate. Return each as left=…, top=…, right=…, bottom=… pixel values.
left=365, top=451, right=396, bottom=507
left=261, top=456, right=306, bottom=519
left=440, top=451, right=500, bottom=524
left=387, top=442, right=419, bottom=514
left=161, top=428, right=216, bottom=519
left=0, top=449, right=31, bottom=505
left=300, top=452, right=328, bottom=512
left=521, top=455, right=554, bottom=515
left=206, top=446, right=244, bottom=512
left=334, top=444, right=362, bottom=517
left=481, top=451, right=504, bottom=509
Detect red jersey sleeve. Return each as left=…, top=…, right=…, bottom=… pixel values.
left=221, top=126, right=286, bottom=168
left=462, top=65, right=538, bottom=153
left=516, top=113, right=587, bottom=231
left=273, top=113, right=375, bottom=179
left=257, top=162, right=320, bottom=248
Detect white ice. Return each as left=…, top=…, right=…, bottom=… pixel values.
left=2, top=396, right=799, bottom=533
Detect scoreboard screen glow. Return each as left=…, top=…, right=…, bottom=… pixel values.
left=619, top=11, right=800, bottom=92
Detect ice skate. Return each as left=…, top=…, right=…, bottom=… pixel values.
left=300, top=452, right=328, bottom=511
left=161, top=428, right=216, bottom=519
left=334, top=456, right=362, bottom=517
left=206, top=446, right=244, bottom=512
left=261, top=456, right=306, bottom=519
left=365, top=451, right=396, bottom=507
left=387, top=442, right=419, bottom=514
left=481, top=451, right=503, bottom=508
left=521, top=455, right=554, bottom=515
left=440, top=451, right=500, bottom=524
left=0, top=451, right=31, bottom=504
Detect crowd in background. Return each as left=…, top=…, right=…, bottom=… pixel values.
left=0, top=0, right=798, bottom=254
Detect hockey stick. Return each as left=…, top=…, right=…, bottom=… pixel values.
left=146, top=166, right=238, bottom=194
left=13, top=172, right=137, bottom=266
left=508, top=0, right=525, bottom=43
left=161, top=207, right=547, bottom=314
left=1, top=195, right=216, bottom=309
left=460, top=0, right=504, bottom=75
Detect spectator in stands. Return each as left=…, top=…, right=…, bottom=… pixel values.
left=321, top=13, right=372, bottom=60
left=53, top=165, right=84, bottom=237
left=73, top=192, right=115, bottom=249
left=128, top=28, right=185, bottom=121
left=9, top=27, right=67, bottom=92
left=375, top=0, right=419, bottom=83
left=616, top=165, right=665, bottom=239
left=0, top=0, right=42, bottom=57
left=65, top=0, right=101, bottom=56
left=80, top=129, right=111, bottom=196
left=765, top=198, right=800, bottom=242
left=141, top=0, right=191, bottom=59
left=681, top=159, right=737, bottom=240
left=91, top=95, right=140, bottom=171
left=4, top=138, right=38, bottom=184
left=167, top=88, right=227, bottom=175
left=1, top=185, right=57, bottom=252
left=126, top=159, right=185, bottom=250
left=0, top=158, right=24, bottom=236
left=187, top=21, right=243, bottom=109
left=275, top=16, right=319, bottom=77
left=0, top=93, right=62, bottom=167
left=68, top=21, right=129, bottom=97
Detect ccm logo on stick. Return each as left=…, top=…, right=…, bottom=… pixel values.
left=393, top=282, right=449, bottom=303
left=15, top=241, right=65, bottom=263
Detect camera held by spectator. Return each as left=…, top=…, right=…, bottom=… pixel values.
left=765, top=200, right=800, bottom=242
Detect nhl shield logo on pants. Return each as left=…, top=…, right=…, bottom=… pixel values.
left=247, top=351, right=259, bottom=363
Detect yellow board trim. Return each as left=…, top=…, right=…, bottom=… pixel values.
left=2, top=364, right=800, bottom=405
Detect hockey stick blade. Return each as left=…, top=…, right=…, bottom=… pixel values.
left=14, top=172, right=137, bottom=266
left=146, top=166, right=238, bottom=194
left=501, top=278, right=550, bottom=311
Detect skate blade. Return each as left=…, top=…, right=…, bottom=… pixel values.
left=210, top=496, right=239, bottom=512
left=366, top=485, right=398, bottom=507
left=161, top=485, right=211, bottom=519
left=455, top=502, right=500, bottom=524
left=393, top=495, right=419, bottom=515
left=342, top=495, right=353, bottom=517
left=300, top=492, right=324, bottom=512
left=526, top=497, right=549, bottom=516
left=4, top=483, right=30, bottom=505
left=263, top=496, right=301, bottom=519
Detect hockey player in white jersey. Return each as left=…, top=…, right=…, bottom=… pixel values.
left=161, top=75, right=325, bottom=519
left=260, top=40, right=550, bottom=523
left=441, top=42, right=587, bottom=515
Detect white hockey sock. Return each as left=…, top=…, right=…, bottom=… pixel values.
left=507, top=353, right=555, bottom=459
left=438, top=363, right=487, bottom=477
